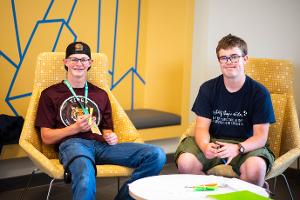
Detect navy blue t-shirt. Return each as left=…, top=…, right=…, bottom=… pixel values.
left=192, top=75, right=275, bottom=140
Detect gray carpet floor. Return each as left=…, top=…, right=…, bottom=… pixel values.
left=0, top=157, right=299, bottom=200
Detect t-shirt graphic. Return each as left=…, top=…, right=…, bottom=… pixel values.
left=60, top=95, right=101, bottom=127
left=212, top=109, right=248, bottom=126
left=192, top=75, right=275, bottom=139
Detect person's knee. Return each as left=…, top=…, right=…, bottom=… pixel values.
left=177, top=153, right=202, bottom=174
left=144, top=145, right=166, bottom=168
left=240, top=157, right=266, bottom=186
left=151, top=146, right=167, bottom=166
left=241, top=157, right=266, bottom=174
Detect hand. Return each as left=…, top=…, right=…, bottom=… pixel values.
left=203, top=142, right=219, bottom=159
left=74, top=114, right=92, bottom=133
left=103, top=132, right=118, bottom=145
left=215, top=141, right=239, bottom=165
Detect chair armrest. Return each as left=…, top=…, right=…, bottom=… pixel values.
left=177, top=122, right=196, bottom=144
left=265, top=148, right=300, bottom=180
left=19, top=139, right=63, bottom=179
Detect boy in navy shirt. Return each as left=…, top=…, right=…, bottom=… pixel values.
left=175, top=34, right=275, bottom=187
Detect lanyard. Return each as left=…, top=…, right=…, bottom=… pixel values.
left=63, top=80, right=89, bottom=115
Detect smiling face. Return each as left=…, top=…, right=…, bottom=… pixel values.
left=64, top=54, right=92, bottom=78
left=218, top=47, right=248, bottom=81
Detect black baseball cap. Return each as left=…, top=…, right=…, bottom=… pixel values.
left=65, top=41, right=91, bottom=58
left=64, top=41, right=91, bottom=71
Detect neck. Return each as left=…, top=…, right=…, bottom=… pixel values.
left=67, top=75, right=86, bottom=88
left=223, top=74, right=246, bottom=93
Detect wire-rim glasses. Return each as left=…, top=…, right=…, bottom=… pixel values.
left=218, top=54, right=244, bottom=64
left=67, top=57, right=91, bottom=64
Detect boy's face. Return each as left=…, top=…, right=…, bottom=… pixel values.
left=217, top=47, right=248, bottom=80
left=64, top=54, right=92, bottom=78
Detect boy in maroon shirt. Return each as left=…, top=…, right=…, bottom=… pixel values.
left=36, top=41, right=166, bottom=200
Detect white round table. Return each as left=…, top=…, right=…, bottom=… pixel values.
left=129, top=174, right=269, bottom=200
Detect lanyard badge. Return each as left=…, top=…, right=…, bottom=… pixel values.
left=63, top=80, right=102, bottom=135
left=63, top=80, right=89, bottom=114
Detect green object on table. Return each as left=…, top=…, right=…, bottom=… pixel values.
left=194, top=186, right=217, bottom=191
left=207, top=190, right=271, bottom=200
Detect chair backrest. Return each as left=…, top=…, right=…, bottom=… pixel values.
left=245, top=58, right=300, bottom=157
left=182, top=58, right=300, bottom=158
left=20, top=52, right=140, bottom=159
left=34, top=52, right=109, bottom=90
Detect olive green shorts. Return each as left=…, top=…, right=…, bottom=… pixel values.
left=174, top=136, right=275, bottom=175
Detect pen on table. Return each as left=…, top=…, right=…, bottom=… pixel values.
left=185, top=183, right=218, bottom=187
left=185, top=183, right=218, bottom=191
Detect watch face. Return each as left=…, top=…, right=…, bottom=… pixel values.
left=239, top=144, right=245, bottom=153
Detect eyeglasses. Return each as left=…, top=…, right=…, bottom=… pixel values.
left=218, top=54, right=244, bottom=64
left=67, top=57, right=91, bottom=64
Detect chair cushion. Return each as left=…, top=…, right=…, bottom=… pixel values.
left=207, top=164, right=238, bottom=177
left=125, top=109, right=181, bottom=129
left=268, top=93, right=287, bottom=158
left=51, top=159, right=133, bottom=178
left=42, top=144, right=59, bottom=159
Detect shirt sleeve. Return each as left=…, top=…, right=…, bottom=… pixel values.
left=99, top=92, right=114, bottom=131
left=191, top=83, right=212, bottom=119
left=35, top=90, right=57, bottom=128
left=252, top=86, right=275, bottom=124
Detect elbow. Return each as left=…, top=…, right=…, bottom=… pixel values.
left=258, top=136, right=268, bottom=148
left=41, top=130, right=55, bottom=145
left=43, top=140, right=53, bottom=145
left=41, top=134, right=53, bottom=145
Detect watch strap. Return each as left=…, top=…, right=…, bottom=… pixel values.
left=238, top=143, right=245, bottom=154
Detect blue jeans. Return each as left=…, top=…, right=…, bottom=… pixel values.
left=59, top=138, right=166, bottom=200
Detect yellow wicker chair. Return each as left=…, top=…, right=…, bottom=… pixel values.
left=19, top=52, right=142, bottom=199
left=179, top=58, right=300, bottom=199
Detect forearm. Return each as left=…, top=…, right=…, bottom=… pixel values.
left=41, top=124, right=79, bottom=145
left=195, top=127, right=210, bottom=151
left=240, top=124, right=269, bottom=153
left=194, top=116, right=212, bottom=151
left=241, top=135, right=267, bottom=153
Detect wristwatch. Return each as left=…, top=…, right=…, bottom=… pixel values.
left=238, top=143, right=245, bottom=154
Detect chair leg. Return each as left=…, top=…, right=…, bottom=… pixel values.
left=263, top=181, right=275, bottom=198
left=273, top=176, right=277, bottom=195
left=19, top=168, right=39, bottom=200
left=280, top=174, right=294, bottom=200
left=272, top=174, right=294, bottom=200
left=117, top=177, right=120, bottom=192
left=46, top=178, right=56, bottom=200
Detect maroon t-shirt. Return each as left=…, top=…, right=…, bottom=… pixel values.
left=35, top=81, right=113, bottom=144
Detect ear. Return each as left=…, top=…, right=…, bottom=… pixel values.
left=87, top=59, right=93, bottom=71
left=63, top=59, right=70, bottom=71
left=243, top=55, right=249, bottom=63
left=63, top=58, right=68, bottom=65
